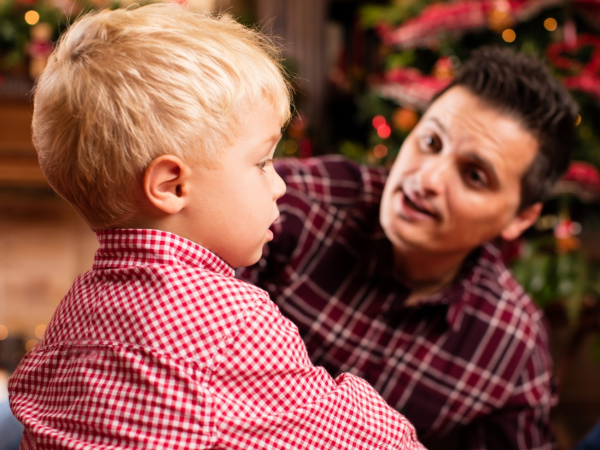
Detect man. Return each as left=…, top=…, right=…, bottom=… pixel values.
left=239, top=47, right=578, bottom=449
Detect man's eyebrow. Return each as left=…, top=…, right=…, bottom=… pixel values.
left=465, top=151, right=499, bottom=182
left=429, top=117, right=447, bottom=133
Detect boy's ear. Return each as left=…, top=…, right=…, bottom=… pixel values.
left=500, top=202, right=542, bottom=241
left=143, top=155, right=190, bottom=215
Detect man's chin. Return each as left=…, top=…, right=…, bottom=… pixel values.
left=381, top=216, right=438, bottom=253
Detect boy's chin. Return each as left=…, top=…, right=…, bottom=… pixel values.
left=227, top=248, right=264, bottom=269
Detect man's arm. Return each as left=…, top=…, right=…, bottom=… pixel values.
left=210, top=295, right=425, bottom=449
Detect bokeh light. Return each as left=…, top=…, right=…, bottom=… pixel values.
left=372, top=115, right=386, bottom=130
left=35, top=324, right=47, bottom=340
left=25, top=10, right=40, bottom=25
left=373, top=145, right=388, bottom=159
left=282, top=140, right=298, bottom=155
left=25, top=339, right=39, bottom=352
left=544, top=18, right=557, bottom=31
left=0, top=325, right=7, bottom=340
left=377, top=123, right=392, bottom=139
left=502, top=29, right=516, bottom=43
left=575, top=115, right=582, bottom=126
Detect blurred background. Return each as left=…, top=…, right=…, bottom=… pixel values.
left=1, top=0, right=600, bottom=448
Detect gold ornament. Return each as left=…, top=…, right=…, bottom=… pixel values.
left=433, top=57, right=454, bottom=81
left=488, top=0, right=514, bottom=33
left=393, top=108, right=419, bottom=132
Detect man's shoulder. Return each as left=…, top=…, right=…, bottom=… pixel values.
left=473, top=243, right=538, bottom=309
left=465, top=242, right=547, bottom=341
left=275, top=156, right=388, bottom=208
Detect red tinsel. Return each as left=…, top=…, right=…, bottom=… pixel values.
left=374, top=67, right=450, bottom=110
left=563, top=161, right=600, bottom=189
left=381, top=0, right=560, bottom=50
left=554, top=161, right=600, bottom=201
left=547, top=34, right=600, bottom=100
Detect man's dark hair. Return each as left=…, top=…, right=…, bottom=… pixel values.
left=437, top=47, right=578, bottom=210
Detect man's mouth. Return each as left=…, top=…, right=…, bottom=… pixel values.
left=399, top=189, right=440, bottom=220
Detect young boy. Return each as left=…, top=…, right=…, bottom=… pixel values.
left=8, top=5, right=424, bottom=449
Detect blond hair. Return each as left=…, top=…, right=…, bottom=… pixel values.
left=33, top=4, right=292, bottom=229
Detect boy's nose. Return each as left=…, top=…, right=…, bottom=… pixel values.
left=273, top=170, right=286, bottom=201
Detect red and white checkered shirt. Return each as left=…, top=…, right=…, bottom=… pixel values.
left=9, top=229, right=424, bottom=449
left=239, top=156, right=557, bottom=450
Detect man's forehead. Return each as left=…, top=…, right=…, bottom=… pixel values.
left=423, top=86, right=539, bottom=176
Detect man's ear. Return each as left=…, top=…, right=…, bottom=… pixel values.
left=500, top=202, right=543, bottom=241
left=143, top=155, right=190, bottom=215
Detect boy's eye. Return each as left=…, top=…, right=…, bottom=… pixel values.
left=257, top=158, right=276, bottom=172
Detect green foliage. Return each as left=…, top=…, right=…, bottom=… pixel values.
left=511, top=236, right=591, bottom=321
left=360, top=0, right=439, bottom=29
left=0, top=0, right=155, bottom=72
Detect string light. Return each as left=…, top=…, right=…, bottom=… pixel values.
left=24, top=10, right=40, bottom=25
left=373, top=145, right=388, bottom=159
left=372, top=116, right=386, bottom=129
left=0, top=325, right=7, bottom=340
left=544, top=18, right=558, bottom=32
left=35, top=324, right=47, bottom=340
left=377, top=123, right=392, bottom=139
left=502, top=29, right=516, bottom=43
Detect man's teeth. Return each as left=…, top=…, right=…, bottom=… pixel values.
left=406, top=195, right=432, bottom=215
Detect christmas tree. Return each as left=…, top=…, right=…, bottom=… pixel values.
left=332, top=0, right=600, bottom=326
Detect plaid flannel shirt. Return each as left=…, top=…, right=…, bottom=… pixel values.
left=9, top=229, right=424, bottom=449
left=239, top=156, right=556, bottom=450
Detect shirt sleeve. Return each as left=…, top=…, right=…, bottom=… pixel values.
left=209, top=296, right=425, bottom=450
left=463, top=331, right=556, bottom=450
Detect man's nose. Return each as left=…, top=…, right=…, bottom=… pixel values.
left=272, top=170, right=286, bottom=201
left=416, top=155, right=451, bottom=196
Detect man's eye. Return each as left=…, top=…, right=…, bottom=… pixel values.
left=419, top=133, right=442, bottom=153
left=257, top=158, right=276, bottom=172
left=465, top=167, right=487, bottom=187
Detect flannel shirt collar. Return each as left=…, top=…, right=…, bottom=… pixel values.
left=371, top=228, right=496, bottom=332
left=94, top=228, right=234, bottom=277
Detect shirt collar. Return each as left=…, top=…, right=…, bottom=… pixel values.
left=379, top=239, right=500, bottom=332
left=423, top=243, right=501, bottom=332
left=94, top=228, right=234, bottom=277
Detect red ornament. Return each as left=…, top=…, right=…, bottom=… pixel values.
left=392, top=107, right=420, bottom=131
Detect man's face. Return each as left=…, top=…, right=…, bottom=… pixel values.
left=380, top=86, right=539, bottom=257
